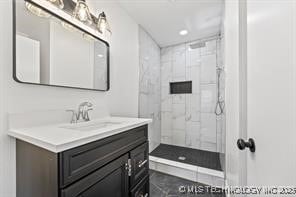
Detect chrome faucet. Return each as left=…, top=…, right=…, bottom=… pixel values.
left=66, top=102, right=93, bottom=123
left=77, top=102, right=93, bottom=122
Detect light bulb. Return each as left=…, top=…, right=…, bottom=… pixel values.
left=73, top=0, right=93, bottom=24
left=25, top=2, right=51, bottom=18
left=47, top=0, right=64, bottom=9
left=97, top=12, right=111, bottom=34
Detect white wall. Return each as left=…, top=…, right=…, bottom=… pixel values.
left=0, top=0, right=139, bottom=196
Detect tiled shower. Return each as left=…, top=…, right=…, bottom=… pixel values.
left=139, top=26, right=225, bottom=176
left=160, top=37, right=225, bottom=154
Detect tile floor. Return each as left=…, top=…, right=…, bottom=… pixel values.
left=150, top=170, right=225, bottom=197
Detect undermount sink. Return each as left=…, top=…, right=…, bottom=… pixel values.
left=60, top=121, right=124, bottom=131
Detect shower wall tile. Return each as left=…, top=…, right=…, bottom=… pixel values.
left=201, top=40, right=217, bottom=55
left=201, top=54, right=217, bottom=84
left=172, top=130, right=186, bottom=146
left=185, top=94, right=200, bottom=122
left=200, top=142, right=217, bottom=153
left=172, top=94, right=186, bottom=104
left=161, top=47, right=172, bottom=62
left=186, top=66, right=200, bottom=94
left=172, top=103, right=186, bottom=130
left=161, top=136, right=172, bottom=144
left=160, top=38, right=225, bottom=153
left=201, top=84, right=217, bottom=113
left=161, top=112, right=172, bottom=130
left=186, top=43, right=202, bottom=67
left=161, top=61, right=172, bottom=85
left=161, top=96, right=172, bottom=112
left=200, top=113, right=217, bottom=143
left=139, top=27, right=161, bottom=152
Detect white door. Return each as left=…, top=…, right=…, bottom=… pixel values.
left=225, top=0, right=296, bottom=196
left=246, top=0, right=296, bottom=189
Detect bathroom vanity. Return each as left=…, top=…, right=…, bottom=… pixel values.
left=8, top=117, right=151, bottom=197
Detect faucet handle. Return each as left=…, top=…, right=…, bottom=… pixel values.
left=66, top=109, right=77, bottom=124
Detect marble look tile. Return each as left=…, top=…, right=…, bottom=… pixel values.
left=161, top=96, right=172, bottom=112
left=186, top=121, right=201, bottom=134
left=186, top=94, right=201, bottom=115
left=161, top=85, right=170, bottom=99
left=159, top=38, right=225, bottom=154
left=161, top=136, right=172, bottom=144
left=186, top=66, right=200, bottom=94
left=139, top=28, right=161, bottom=152
left=201, top=40, right=217, bottom=55
left=172, top=45, right=186, bottom=79
left=172, top=103, right=186, bottom=131
left=201, top=84, right=217, bottom=113
left=172, top=94, right=186, bottom=104
left=201, top=54, right=216, bottom=84
left=161, top=111, right=172, bottom=130
left=161, top=47, right=172, bottom=62
left=172, top=103, right=186, bottom=117
left=200, top=142, right=217, bottom=152
left=161, top=61, right=172, bottom=85
left=201, top=113, right=217, bottom=143
left=172, top=130, right=186, bottom=146
left=185, top=133, right=201, bottom=149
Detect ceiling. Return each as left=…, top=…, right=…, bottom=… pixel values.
left=118, top=0, right=224, bottom=47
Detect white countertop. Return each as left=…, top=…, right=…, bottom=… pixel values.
left=8, top=116, right=152, bottom=153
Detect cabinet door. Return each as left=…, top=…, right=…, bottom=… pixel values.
left=130, top=142, right=149, bottom=187
left=131, top=176, right=149, bottom=197
left=61, top=154, right=129, bottom=197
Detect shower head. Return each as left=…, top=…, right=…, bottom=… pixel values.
left=189, top=42, right=206, bottom=49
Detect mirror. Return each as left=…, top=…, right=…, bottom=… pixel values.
left=13, top=0, right=110, bottom=91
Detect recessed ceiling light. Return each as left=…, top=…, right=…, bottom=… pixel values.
left=179, top=30, right=188, bottom=36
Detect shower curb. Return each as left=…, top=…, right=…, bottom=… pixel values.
left=149, top=155, right=225, bottom=187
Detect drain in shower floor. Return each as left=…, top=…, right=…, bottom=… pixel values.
left=178, top=156, right=186, bottom=161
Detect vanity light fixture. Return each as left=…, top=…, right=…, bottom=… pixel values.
left=61, top=21, right=77, bottom=33
left=47, top=0, right=64, bottom=9
left=97, top=12, right=111, bottom=34
left=73, top=0, right=93, bottom=24
left=25, top=2, right=51, bottom=18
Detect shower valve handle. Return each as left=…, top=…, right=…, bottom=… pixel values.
left=237, top=138, right=256, bottom=153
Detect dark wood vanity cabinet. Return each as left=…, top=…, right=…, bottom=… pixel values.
left=16, top=125, right=149, bottom=197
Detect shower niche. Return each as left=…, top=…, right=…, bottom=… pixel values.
left=170, top=81, right=192, bottom=94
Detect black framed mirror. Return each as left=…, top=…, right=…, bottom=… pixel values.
left=13, top=0, right=110, bottom=91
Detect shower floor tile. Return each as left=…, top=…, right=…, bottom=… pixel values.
left=150, top=144, right=222, bottom=171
